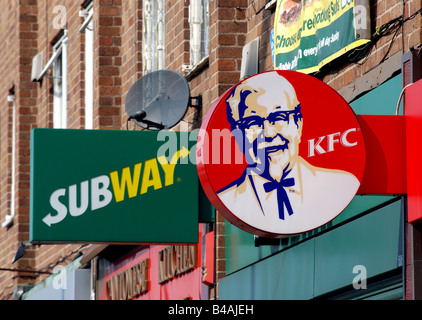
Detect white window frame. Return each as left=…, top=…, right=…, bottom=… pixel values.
left=143, top=0, right=165, bottom=74
left=2, top=94, right=16, bottom=228
left=80, top=3, right=94, bottom=129
left=52, top=31, right=68, bottom=129
left=189, top=0, right=209, bottom=68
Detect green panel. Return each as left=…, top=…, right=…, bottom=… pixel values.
left=199, top=183, right=214, bottom=223
left=220, top=198, right=402, bottom=299
left=225, top=223, right=279, bottom=276
left=350, top=74, right=402, bottom=115
left=225, top=195, right=396, bottom=274
left=361, top=286, right=403, bottom=300
left=313, top=199, right=402, bottom=296
left=330, top=195, right=397, bottom=225
left=30, top=129, right=198, bottom=244
left=219, top=239, right=315, bottom=300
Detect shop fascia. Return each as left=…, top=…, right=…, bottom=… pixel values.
left=103, top=244, right=197, bottom=300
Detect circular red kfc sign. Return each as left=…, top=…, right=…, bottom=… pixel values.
left=197, top=70, right=366, bottom=238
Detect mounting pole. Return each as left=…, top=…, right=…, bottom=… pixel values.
left=189, top=94, right=202, bottom=110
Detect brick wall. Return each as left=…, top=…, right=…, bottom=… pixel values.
left=94, top=0, right=122, bottom=130
left=322, top=0, right=421, bottom=90
left=120, top=0, right=142, bottom=126
left=0, top=0, right=420, bottom=300
left=0, top=0, right=19, bottom=299
left=166, top=1, right=190, bottom=73
left=0, top=0, right=34, bottom=297
left=0, top=2, right=19, bottom=292
left=0, top=0, right=88, bottom=299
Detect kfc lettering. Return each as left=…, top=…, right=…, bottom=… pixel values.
left=197, top=70, right=366, bottom=238
left=308, top=128, right=359, bottom=157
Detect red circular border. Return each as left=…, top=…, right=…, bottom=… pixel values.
left=197, top=70, right=366, bottom=237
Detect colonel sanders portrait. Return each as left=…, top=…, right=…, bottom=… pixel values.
left=217, top=72, right=360, bottom=236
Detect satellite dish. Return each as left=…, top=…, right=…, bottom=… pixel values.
left=125, top=69, right=190, bottom=130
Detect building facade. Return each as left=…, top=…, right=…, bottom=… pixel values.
left=0, top=0, right=421, bottom=300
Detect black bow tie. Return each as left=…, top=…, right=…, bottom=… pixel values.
left=263, top=176, right=295, bottom=220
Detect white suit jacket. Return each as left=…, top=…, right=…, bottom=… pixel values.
left=217, top=157, right=360, bottom=236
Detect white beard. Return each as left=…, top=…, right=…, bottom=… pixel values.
left=267, top=143, right=296, bottom=182
left=268, top=152, right=288, bottom=182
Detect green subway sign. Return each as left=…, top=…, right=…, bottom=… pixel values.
left=30, top=129, right=199, bottom=244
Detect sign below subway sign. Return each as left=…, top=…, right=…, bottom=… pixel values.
left=104, top=258, right=150, bottom=300
left=273, top=0, right=371, bottom=73
left=30, top=129, right=198, bottom=244
left=158, top=244, right=197, bottom=284
left=100, top=239, right=204, bottom=300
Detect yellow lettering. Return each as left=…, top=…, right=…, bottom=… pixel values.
left=157, top=156, right=176, bottom=187
left=109, top=148, right=189, bottom=201
left=140, top=158, right=162, bottom=194
left=157, top=147, right=190, bottom=187
left=110, top=162, right=142, bottom=202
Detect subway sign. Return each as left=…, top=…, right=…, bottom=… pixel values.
left=30, top=129, right=199, bottom=244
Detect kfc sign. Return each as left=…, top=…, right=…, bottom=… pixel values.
left=197, top=70, right=366, bottom=237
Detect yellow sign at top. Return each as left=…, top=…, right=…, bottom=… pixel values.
left=273, top=0, right=370, bottom=73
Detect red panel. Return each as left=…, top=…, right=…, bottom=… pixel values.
left=202, top=231, right=214, bottom=286
left=357, top=115, right=406, bottom=195
left=405, top=79, right=422, bottom=222
left=100, top=226, right=205, bottom=300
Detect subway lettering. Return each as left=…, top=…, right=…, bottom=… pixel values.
left=42, top=148, right=189, bottom=227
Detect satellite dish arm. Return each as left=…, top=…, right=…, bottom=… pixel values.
left=140, top=119, right=165, bottom=130
left=127, top=110, right=166, bottom=130
left=128, top=110, right=147, bottom=121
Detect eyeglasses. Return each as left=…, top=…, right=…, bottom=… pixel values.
left=236, top=104, right=302, bottom=130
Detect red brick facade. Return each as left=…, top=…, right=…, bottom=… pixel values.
left=0, top=0, right=421, bottom=300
